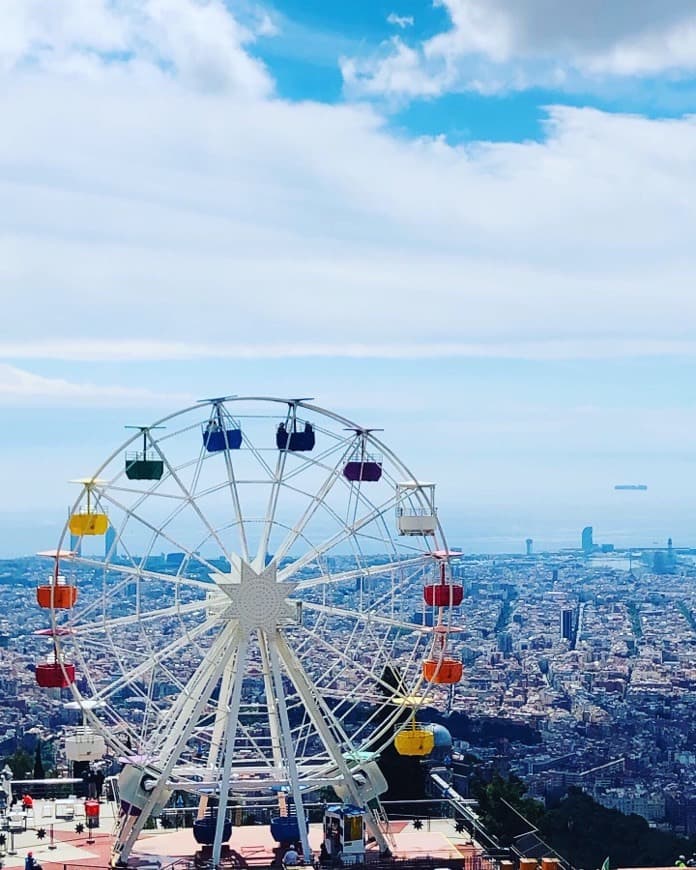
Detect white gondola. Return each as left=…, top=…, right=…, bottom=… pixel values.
left=396, top=481, right=438, bottom=535
left=65, top=727, right=106, bottom=762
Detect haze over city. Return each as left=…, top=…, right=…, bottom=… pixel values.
left=3, top=0, right=696, bottom=554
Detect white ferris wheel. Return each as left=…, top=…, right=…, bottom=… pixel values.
left=37, top=397, right=462, bottom=867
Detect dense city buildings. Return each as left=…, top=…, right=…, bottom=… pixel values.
left=3, top=543, right=696, bottom=835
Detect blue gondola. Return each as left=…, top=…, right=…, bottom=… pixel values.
left=270, top=815, right=307, bottom=844
left=202, top=404, right=243, bottom=452
left=276, top=421, right=315, bottom=452
left=203, top=425, right=243, bottom=452
left=193, top=813, right=232, bottom=845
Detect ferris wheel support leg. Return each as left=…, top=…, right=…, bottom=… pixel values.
left=111, top=629, right=238, bottom=867
left=199, top=651, right=238, bottom=821
left=274, top=634, right=391, bottom=855
left=212, top=634, right=249, bottom=867
left=258, top=631, right=285, bottom=774
left=267, top=632, right=312, bottom=863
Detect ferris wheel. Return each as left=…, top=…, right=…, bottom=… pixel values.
left=37, top=397, right=462, bottom=867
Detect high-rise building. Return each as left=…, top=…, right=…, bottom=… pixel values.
left=561, top=609, right=574, bottom=641
left=581, top=526, right=594, bottom=554
left=498, top=632, right=512, bottom=654
left=105, top=523, right=117, bottom=559
left=525, top=538, right=533, bottom=556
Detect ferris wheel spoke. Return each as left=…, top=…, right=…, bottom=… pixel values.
left=71, top=598, right=212, bottom=636
left=197, top=634, right=248, bottom=818
left=95, top=481, right=224, bottom=577
left=275, top=431, right=352, bottom=485
left=88, top=615, right=220, bottom=703
left=278, top=490, right=402, bottom=582
left=295, top=554, right=428, bottom=592
left=221, top=440, right=251, bottom=562
left=271, top=439, right=356, bottom=567
left=254, top=407, right=293, bottom=568
left=148, top=433, right=233, bottom=562
left=157, top=626, right=239, bottom=757
left=299, top=600, right=430, bottom=635
left=66, top=554, right=214, bottom=592
left=295, top=624, right=409, bottom=699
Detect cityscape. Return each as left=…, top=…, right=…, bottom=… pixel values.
left=3, top=523, right=696, bottom=836
left=3, top=1, right=696, bottom=868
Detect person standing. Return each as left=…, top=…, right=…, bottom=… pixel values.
left=95, top=769, right=105, bottom=802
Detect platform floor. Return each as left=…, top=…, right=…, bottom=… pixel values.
left=1, top=799, right=481, bottom=869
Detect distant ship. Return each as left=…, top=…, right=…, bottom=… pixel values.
left=614, top=484, right=648, bottom=491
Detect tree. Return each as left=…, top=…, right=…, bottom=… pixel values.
left=33, top=742, right=45, bottom=780
left=2, top=749, right=33, bottom=779
left=469, top=773, right=544, bottom=844
left=539, top=787, right=690, bottom=870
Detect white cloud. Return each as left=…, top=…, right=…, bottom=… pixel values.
left=1, top=0, right=272, bottom=97
left=1, top=3, right=696, bottom=369
left=387, top=13, right=414, bottom=29
left=0, top=365, right=191, bottom=407
left=5, top=339, right=696, bottom=363
left=344, top=0, right=696, bottom=98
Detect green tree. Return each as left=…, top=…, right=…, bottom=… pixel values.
left=470, top=773, right=544, bottom=844
left=539, top=787, right=690, bottom=869
left=33, top=741, right=45, bottom=779
left=2, top=749, right=33, bottom=779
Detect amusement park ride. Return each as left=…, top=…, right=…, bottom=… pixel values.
left=32, top=397, right=464, bottom=867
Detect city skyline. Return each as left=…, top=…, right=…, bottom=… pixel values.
left=3, top=1, right=696, bottom=554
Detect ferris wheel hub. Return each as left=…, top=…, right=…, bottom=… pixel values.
left=214, top=561, right=300, bottom=633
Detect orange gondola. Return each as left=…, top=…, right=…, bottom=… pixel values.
left=36, top=568, right=77, bottom=610
left=422, top=657, right=463, bottom=684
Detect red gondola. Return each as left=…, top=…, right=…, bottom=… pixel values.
left=36, top=661, right=76, bottom=688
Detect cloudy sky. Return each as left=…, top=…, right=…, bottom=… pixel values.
left=2, top=0, right=696, bottom=556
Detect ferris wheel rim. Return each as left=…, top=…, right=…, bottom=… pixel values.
left=46, top=396, right=458, bottom=794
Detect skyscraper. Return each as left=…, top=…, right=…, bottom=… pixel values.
left=561, top=609, right=574, bottom=641
left=581, top=526, right=594, bottom=555
left=525, top=538, right=533, bottom=556
left=105, top=523, right=117, bottom=559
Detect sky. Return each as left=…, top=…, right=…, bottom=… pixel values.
left=2, top=0, right=696, bottom=556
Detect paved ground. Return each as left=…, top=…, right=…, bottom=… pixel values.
left=1, top=798, right=480, bottom=869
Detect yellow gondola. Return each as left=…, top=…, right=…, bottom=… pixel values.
left=69, top=479, right=108, bottom=536
left=394, top=716, right=434, bottom=757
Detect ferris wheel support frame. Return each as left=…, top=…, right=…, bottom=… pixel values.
left=267, top=634, right=311, bottom=861
left=112, top=626, right=240, bottom=865
left=274, top=633, right=390, bottom=853
left=212, top=633, right=248, bottom=863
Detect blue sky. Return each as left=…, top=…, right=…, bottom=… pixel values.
left=2, top=0, right=696, bottom=556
